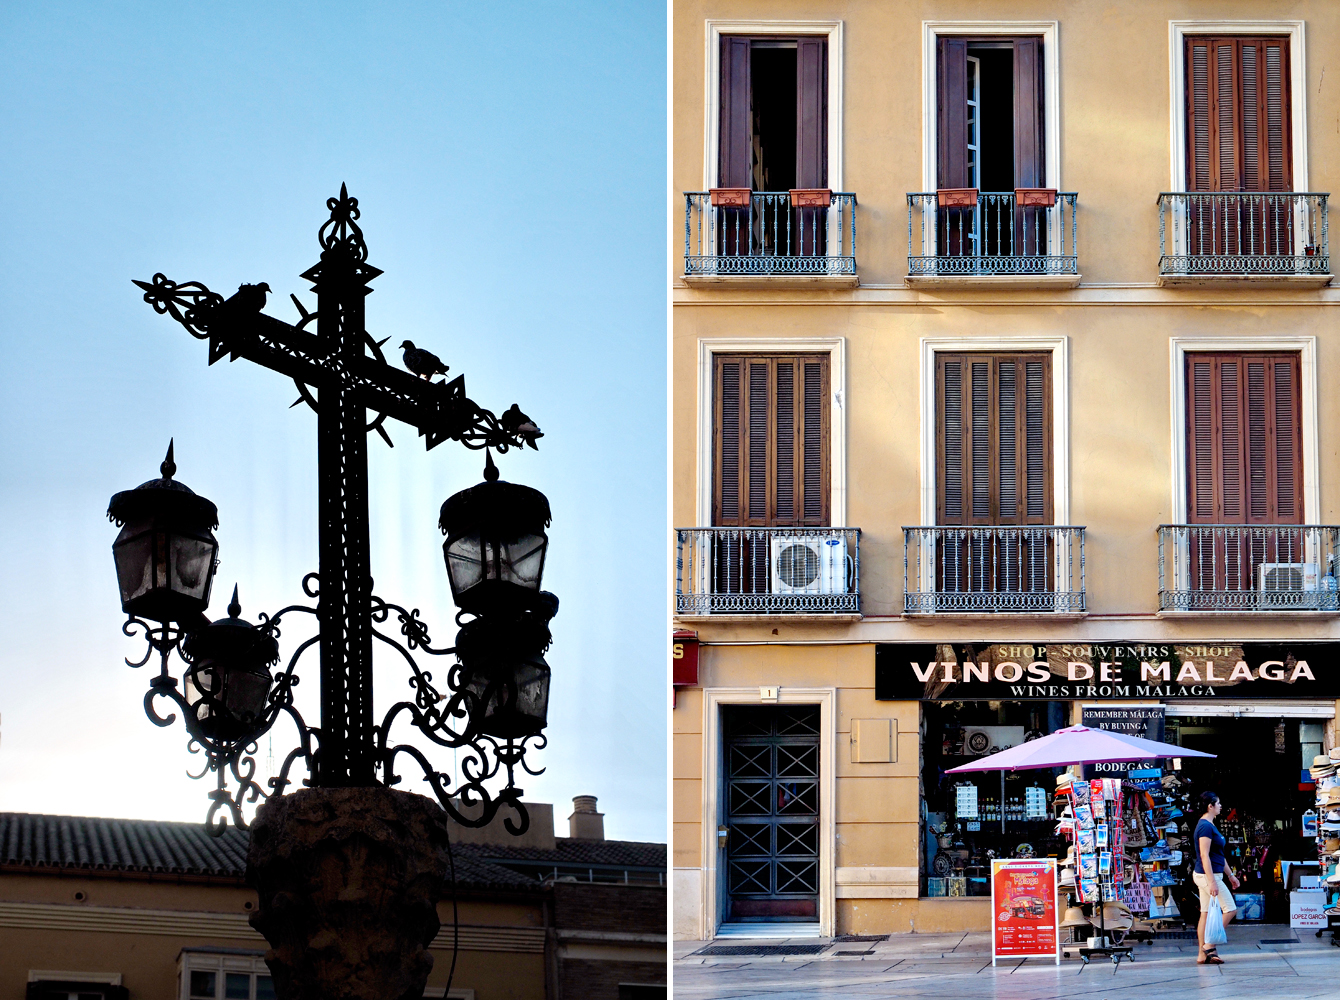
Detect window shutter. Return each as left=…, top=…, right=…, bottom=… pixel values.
left=937, top=353, right=1052, bottom=526
left=1185, top=37, right=1291, bottom=191
left=719, top=36, right=753, bottom=188
left=1012, top=37, right=1044, bottom=188
left=795, top=38, right=827, bottom=189
left=714, top=355, right=829, bottom=527
left=936, top=37, right=970, bottom=188
left=716, top=361, right=742, bottom=524
left=1185, top=352, right=1301, bottom=524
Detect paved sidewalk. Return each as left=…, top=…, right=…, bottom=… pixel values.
left=674, top=924, right=1340, bottom=999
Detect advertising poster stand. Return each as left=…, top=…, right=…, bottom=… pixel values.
left=991, top=858, right=1061, bottom=966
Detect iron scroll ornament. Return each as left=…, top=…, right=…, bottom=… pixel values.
left=122, top=187, right=549, bottom=836
left=120, top=575, right=546, bottom=836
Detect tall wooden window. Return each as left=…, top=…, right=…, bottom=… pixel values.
left=936, top=37, right=1045, bottom=192
left=719, top=37, right=827, bottom=191
left=714, top=354, right=829, bottom=527
left=1185, top=37, right=1291, bottom=192
left=1186, top=353, right=1302, bottom=524
left=936, top=353, right=1052, bottom=526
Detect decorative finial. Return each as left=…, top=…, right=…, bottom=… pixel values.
left=161, top=439, right=177, bottom=480
left=340, top=181, right=348, bottom=200
left=484, top=451, right=499, bottom=482
left=228, top=584, right=241, bottom=619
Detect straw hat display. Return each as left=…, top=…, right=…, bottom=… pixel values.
left=1060, top=905, right=1089, bottom=928
left=1092, top=901, right=1135, bottom=931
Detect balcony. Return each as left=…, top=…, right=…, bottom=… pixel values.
left=1157, top=192, right=1331, bottom=288
left=682, top=190, right=858, bottom=289
left=674, top=527, right=861, bottom=617
left=906, top=190, right=1079, bottom=289
left=1157, top=524, right=1340, bottom=614
left=903, top=526, right=1086, bottom=616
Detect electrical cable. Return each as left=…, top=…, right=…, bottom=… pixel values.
left=444, top=819, right=460, bottom=998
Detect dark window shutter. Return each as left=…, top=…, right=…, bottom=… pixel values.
left=937, top=353, right=1052, bottom=526
left=1185, top=352, right=1302, bottom=524
left=1013, top=37, right=1044, bottom=188
left=719, top=36, right=753, bottom=187
left=795, top=38, right=827, bottom=189
left=1186, top=37, right=1291, bottom=191
left=714, top=354, right=830, bottom=527
left=936, top=37, right=970, bottom=188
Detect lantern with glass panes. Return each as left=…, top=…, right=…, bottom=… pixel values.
left=440, top=454, right=556, bottom=737
left=108, top=440, right=219, bottom=628
left=180, top=585, right=279, bottom=743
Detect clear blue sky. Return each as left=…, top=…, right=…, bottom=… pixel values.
left=0, top=4, right=666, bottom=842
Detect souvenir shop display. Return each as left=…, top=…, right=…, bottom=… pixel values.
left=1053, top=773, right=1136, bottom=964
left=1308, top=748, right=1340, bottom=943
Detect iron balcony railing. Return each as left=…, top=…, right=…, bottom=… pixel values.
left=675, top=527, right=861, bottom=615
left=907, top=191, right=1078, bottom=276
left=1158, top=192, right=1329, bottom=276
left=903, top=526, right=1086, bottom=614
left=683, top=192, right=857, bottom=277
left=1157, top=524, right=1340, bottom=612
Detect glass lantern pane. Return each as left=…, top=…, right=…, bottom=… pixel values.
left=500, top=533, right=546, bottom=589
left=224, top=972, right=250, bottom=998
left=170, top=532, right=215, bottom=600
left=183, top=665, right=218, bottom=726
left=189, top=970, right=217, bottom=999
left=516, top=658, right=550, bottom=726
left=446, top=536, right=486, bottom=593
left=225, top=667, right=272, bottom=723
left=113, top=521, right=156, bottom=604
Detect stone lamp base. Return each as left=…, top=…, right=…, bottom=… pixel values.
left=247, top=787, right=451, bottom=1000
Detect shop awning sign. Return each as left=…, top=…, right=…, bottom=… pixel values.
left=875, top=642, right=1339, bottom=701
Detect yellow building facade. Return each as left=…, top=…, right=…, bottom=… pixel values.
left=672, top=1, right=1340, bottom=940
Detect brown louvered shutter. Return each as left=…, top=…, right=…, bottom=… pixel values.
left=1013, top=37, right=1045, bottom=189
left=936, top=37, right=970, bottom=188
left=937, top=353, right=1052, bottom=526
left=1186, top=37, right=1291, bottom=191
left=1185, top=353, right=1302, bottom=524
left=714, top=354, right=830, bottom=526
left=719, top=36, right=753, bottom=188
left=796, top=38, right=828, bottom=189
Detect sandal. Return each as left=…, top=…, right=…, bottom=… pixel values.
left=1198, top=947, right=1224, bottom=965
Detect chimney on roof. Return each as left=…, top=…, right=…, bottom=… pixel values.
left=568, top=795, right=604, bottom=841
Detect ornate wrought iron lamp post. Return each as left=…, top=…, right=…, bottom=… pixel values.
left=109, top=188, right=555, bottom=999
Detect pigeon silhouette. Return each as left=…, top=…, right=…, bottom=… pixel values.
left=400, top=340, right=450, bottom=380
left=500, top=403, right=543, bottom=450
left=223, top=282, right=271, bottom=314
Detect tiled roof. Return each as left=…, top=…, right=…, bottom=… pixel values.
left=0, top=814, right=664, bottom=889
left=476, top=838, right=667, bottom=869
left=0, top=813, right=248, bottom=877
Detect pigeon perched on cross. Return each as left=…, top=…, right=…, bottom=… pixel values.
left=400, top=340, right=450, bottom=381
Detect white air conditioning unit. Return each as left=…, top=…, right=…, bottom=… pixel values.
left=770, top=535, right=848, bottom=595
left=963, top=726, right=1026, bottom=756
left=1258, top=562, right=1319, bottom=606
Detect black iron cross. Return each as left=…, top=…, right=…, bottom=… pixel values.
left=134, top=186, right=538, bottom=789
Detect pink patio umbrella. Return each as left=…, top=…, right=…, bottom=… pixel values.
left=945, top=724, right=1215, bottom=773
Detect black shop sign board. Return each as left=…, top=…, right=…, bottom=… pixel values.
left=874, top=642, right=1340, bottom=701
left=1079, top=706, right=1165, bottom=779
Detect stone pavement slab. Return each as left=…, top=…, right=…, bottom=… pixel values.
left=674, top=924, right=1340, bottom=999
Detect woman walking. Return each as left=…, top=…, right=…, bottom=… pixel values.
left=1192, top=791, right=1239, bottom=964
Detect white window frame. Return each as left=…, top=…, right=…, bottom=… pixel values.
left=1167, top=20, right=1309, bottom=193
left=178, top=953, right=271, bottom=1000
left=699, top=687, right=837, bottom=939
left=695, top=337, right=846, bottom=527
left=920, top=21, right=1062, bottom=191
left=1167, top=336, right=1320, bottom=526
left=918, top=336, right=1070, bottom=526
left=702, top=19, right=844, bottom=190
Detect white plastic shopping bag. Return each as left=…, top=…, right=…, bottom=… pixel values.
left=1204, top=895, right=1227, bottom=946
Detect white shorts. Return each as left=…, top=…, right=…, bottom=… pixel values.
left=1193, top=871, right=1237, bottom=914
